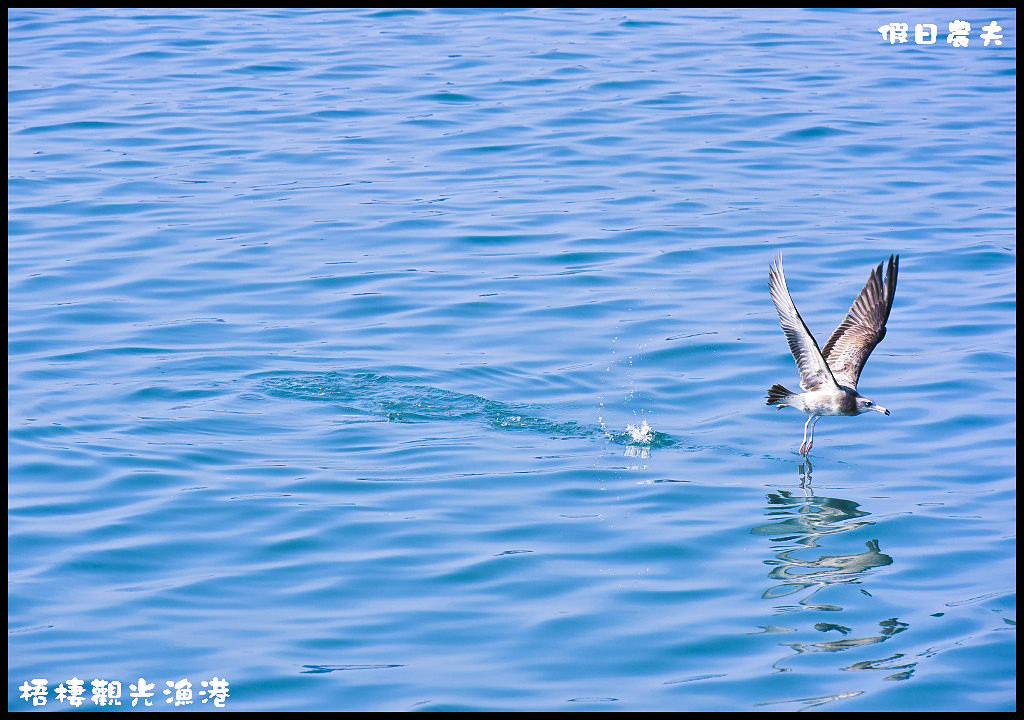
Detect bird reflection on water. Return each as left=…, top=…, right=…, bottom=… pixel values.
left=750, top=487, right=911, bottom=696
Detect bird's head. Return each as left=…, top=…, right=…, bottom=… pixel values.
left=856, top=396, right=889, bottom=416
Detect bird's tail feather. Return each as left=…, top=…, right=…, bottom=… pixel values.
left=766, top=384, right=795, bottom=408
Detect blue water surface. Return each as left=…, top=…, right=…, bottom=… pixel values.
left=8, top=8, right=1015, bottom=712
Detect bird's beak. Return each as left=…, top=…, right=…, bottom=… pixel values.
left=876, top=405, right=890, bottom=415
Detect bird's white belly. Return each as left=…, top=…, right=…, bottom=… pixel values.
left=795, top=388, right=853, bottom=416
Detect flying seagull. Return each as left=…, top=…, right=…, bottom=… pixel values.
left=767, top=254, right=898, bottom=455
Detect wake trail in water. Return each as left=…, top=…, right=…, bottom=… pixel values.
left=259, top=371, right=677, bottom=449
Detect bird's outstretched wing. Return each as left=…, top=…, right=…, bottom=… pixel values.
left=769, top=255, right=838, bottom=392
left=822, top=255, right=898, bottom=389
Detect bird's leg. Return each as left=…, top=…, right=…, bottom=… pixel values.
left=805, top=416, right=820, bottom=455
left=799, top=415, right=819, bottom=455
left=799, top=415, right=812, bottom=454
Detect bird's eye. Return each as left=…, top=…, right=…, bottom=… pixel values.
left=864, top=401, right=872, bottom=406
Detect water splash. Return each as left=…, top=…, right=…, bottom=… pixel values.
left=625, top=419, right=655, bottom=444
